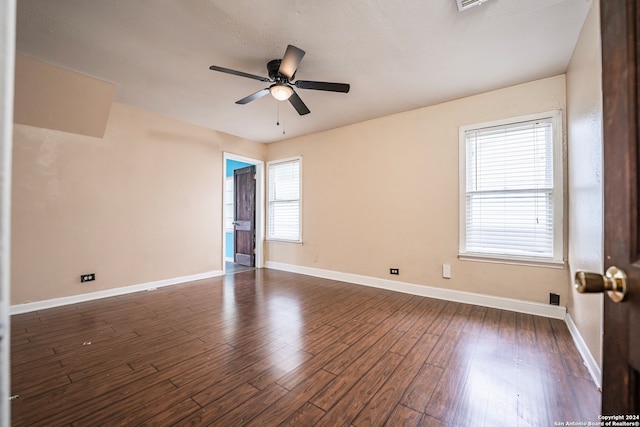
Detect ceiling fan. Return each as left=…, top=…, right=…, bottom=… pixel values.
left=209, top=45, right=350, bottom=116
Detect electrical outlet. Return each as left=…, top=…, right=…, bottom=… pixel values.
left=549, top=293, right=560, bottom=306
left=81, top=273, right=96, bottom=283
left=390, top=268, right=399, bottom=275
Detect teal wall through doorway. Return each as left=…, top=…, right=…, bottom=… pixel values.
left=225, top=159, right=252, bottom=260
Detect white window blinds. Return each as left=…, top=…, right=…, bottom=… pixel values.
left=267, top=158, right=301, bottom=242
left=460, top=114, right=562, bottom=263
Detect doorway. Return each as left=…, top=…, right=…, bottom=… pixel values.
left=223, top=153, right=264, bottom=273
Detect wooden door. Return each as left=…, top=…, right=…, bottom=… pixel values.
left=600, top=0, right=640, bottom=415
left=233, top=166, right=256, bottom=267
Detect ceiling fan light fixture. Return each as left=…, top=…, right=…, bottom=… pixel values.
left=270, top=84, right=293, bottom=101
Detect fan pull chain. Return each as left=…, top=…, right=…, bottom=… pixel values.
left=281, top=110, right=286, bottom=135
left=276, top=102, right=285, bottom=134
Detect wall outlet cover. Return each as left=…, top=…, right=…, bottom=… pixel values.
left=81, top=273, right=96, bottom=283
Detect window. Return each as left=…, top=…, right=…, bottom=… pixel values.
left=459, top=111, right=563, bottom=266
left=267, top=157, right=301, bottom=242
left=224, top=176, right=234, bottom=232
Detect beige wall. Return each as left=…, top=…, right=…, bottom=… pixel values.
left=566, top=0, right=603, bottom=368
left=266, top=75, right=568, bottom=304
left=14, top=55, right=115, bottom=138
left=11, top=58, right=265, bottom=304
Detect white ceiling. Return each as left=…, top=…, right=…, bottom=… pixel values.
left=16, top=0, right=593, bottom=143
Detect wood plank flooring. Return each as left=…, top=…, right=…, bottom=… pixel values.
left=10, top=269, right=601, bottom=426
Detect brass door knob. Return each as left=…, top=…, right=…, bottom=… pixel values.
left=574, top=266, right=628, bottom=303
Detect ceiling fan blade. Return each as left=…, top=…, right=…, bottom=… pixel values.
left=288, top=91, right=310, bottom=115
left=295, top=80, right=350, bottom=93
left=278, top=45, right=306, bottom=79
left=209, top=65, right=270, bottom=82
left=236, top=88, right=270, bottom=104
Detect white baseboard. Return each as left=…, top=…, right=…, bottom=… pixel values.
left=10, top=270, right=224, bottom=315
left=565, top=313, right=602, bottom=390
left=265, top=261, right=566, bottom=320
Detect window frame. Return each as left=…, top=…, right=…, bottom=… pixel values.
left=458, top=110, right=564, bottom=268
left=266, top=156, right=302, bottom=243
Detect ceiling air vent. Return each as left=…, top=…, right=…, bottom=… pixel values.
left=456, top=0, right=490, bottom=12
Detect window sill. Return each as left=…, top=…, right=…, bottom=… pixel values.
left=266, top=238, right=303, bottom=244
left=458, top=253, right=565, bottom=269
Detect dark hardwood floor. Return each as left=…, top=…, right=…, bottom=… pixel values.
left=10, top=269, right=600, bottom=426
left=225, top=261, right=255, bottom=274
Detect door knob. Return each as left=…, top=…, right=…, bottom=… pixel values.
left=574, top=266, right=628, bottom=303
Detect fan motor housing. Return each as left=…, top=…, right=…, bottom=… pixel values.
left=267, top=59, right=294, bottom=81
